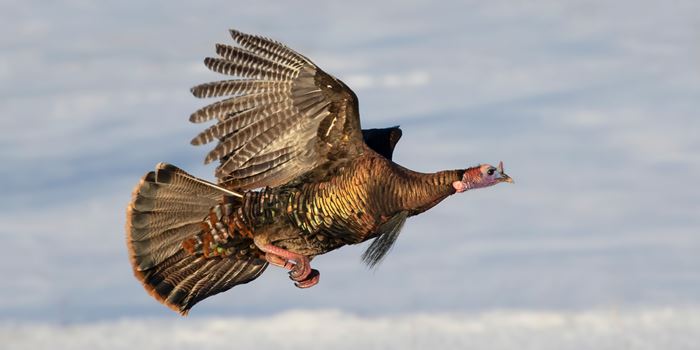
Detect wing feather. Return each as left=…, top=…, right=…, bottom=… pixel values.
left=190, top=92, right=290, bottom=123
left=190, top=80, right=291, bottom=99
left=229, top=29, right=308, bottom=69
left=205, top=108, right=295, bottom=164
left=190, top=29, right=364, bottom=189
left=215, top=44, right=297, bottom=77
left=191, top=102, right=293, bottom=145
left=204, top=57, right=290, bottom=81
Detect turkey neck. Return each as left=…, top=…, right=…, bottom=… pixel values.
left=381, top=163, right=464, bottom=217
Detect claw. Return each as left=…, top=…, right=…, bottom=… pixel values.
left=288, top=257, right=310, bottom=281
left=294, top=269, right=320, bottom=289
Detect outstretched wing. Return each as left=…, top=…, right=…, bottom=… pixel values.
left=190, top=30, right=364, bottom=189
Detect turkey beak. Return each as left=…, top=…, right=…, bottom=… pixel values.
left=499, top=173, right=514, bottom=184
left=497, top=161, right=514, bottom=184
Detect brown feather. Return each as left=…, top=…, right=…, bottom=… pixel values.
left=204, top=57, right=290, bottom=81
left=189, top=92, right=290, bottom=123
left=191, top=80, right=291, bottom=99
left=229, top=29, right=307, bottom=69
left=215, top=44, right=298, bottom=78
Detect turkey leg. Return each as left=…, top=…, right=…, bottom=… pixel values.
left=257, top=243, right=320, bottom=288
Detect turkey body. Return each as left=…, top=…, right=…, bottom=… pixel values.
left=251, top=148, right=463, bottom=257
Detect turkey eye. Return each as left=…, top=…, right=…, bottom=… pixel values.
left=487, top=168, right=495, bottom=175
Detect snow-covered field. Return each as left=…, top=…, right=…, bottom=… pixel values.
left=3, top=308, right=698, bottom=350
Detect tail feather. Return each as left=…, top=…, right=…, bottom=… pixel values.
left=132, top=193, right=214, bottom=212
left=126, top=163, right=267, bottom=315
left=130, top=223, right=202, bottom=271
left=134, top=180, right=219, bottom=205
left=130, top=210, right=207, bottom=231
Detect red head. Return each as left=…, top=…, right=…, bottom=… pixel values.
left=452, top=161, right=513, bottom=193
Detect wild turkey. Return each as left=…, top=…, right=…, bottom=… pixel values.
left=126, top=29, right=513, bottom=315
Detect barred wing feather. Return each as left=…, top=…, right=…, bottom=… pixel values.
left=191, top=30, right=364, bottom=189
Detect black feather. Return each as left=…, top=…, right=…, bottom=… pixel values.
left=362, top=126, right=402, bottom=160
left=361, top=211, right=408, bottom=268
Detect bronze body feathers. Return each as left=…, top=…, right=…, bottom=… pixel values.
left=126, top=29, right=510, bottom=315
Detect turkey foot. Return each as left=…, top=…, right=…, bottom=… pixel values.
left=295, top=269, right=319, bottom=289
left=258, top=244, right=320, bottom=288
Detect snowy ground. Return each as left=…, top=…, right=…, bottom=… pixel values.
left=3, top=308, right=699, bottom=350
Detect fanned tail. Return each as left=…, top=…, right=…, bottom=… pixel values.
left=126, top=163, right=267, bottom=315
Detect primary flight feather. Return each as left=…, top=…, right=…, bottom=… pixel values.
left=126, top=29, right=513, bottom=314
